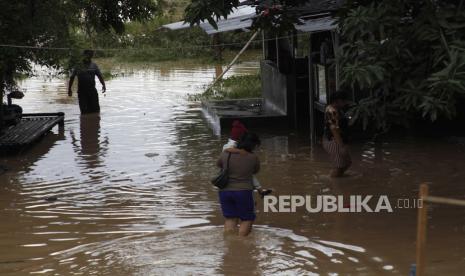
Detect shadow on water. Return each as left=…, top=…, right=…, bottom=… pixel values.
left=0, top=125, right=65, bottom=173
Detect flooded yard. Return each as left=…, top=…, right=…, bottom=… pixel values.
left=0, top=61, right=464, bottom=275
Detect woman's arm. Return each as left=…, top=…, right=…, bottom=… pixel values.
left=253, top=156, right=260, bottom=174
left=330, top=125, right=344, bottom=146
left=216, top=156, right=223, bottom=168
left=327, top=106, right=344, bottom=146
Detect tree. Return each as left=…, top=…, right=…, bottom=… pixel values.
left=0, top=0, right=158, bottom=131
left=337, top=0, right=465, bottom=131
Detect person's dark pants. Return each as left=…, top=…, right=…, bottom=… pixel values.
left=219, top=190, right=256, bottom=221
left=78, top=88, right=100, bottom=114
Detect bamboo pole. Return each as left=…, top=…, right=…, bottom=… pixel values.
left=204, top=31, right=259, bottom=93
left=424, top=196, right=465, bottom=207
left=416, top=184, right=429, bottom=276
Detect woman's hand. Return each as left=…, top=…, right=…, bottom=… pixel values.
left=258, top=189, right=273, bottom=198
left=224, top=148, right=248, bottom=154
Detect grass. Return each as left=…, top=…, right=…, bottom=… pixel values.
left=190, top=74, right=262, bottom=101
left=109, top=48, right=262, bottom=65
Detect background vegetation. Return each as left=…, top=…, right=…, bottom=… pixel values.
left=191, top=74, right=261, bottom=101
left=337, top=0, right=465, bottom=130
left=80, top=0, right=260, bottom=63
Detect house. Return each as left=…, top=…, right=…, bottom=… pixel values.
left=164, top=0, right=345, bottom=140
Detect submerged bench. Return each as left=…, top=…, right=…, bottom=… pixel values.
left=201, top=98, right=287, bottom=135
left=0, top=112, right=64, bottom=150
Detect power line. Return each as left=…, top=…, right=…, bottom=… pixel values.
left=0, top=32, right=312, bottom=52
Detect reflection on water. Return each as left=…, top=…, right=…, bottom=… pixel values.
left=69, top=114, right=108, bottom=174
left=6, top=225, right=390, bottom=275
left=0, top=61, right=465, bottom=275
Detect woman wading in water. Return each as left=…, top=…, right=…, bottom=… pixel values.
left=323, top=90, right=352, bottom=177
left=217, top=133, right=261, bottom=236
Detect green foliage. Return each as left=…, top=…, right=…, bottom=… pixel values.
left=0, top=1, right=69, bottom=90
left=191, top=74, right=261, bottom=101
left=86, top=10, right=260, bottom=63
left=184, top=0, right=240, bottom=29
left=112, top=16, right=214, bottom=62
left=252, top=0, right=308, bottom=35
left=67, top=0, right=159, bottom=35
left=338, top=0, right=465, bottom=131
left=0, top=0, right=160, bottom=91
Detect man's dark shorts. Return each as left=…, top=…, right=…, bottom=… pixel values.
left=78, top=88, right=100, bottom=114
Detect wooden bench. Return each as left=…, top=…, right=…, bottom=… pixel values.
left=0, top=112, right=64, bottom=150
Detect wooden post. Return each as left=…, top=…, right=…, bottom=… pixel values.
left=416, top=183, right=429, bottom=276
left=275, top=34, right=279, bottom=68
left=332, top=31, right=340, bottom=91
left=292, top=30, right=298, bottom=58
left=0, top=72, right=4, bottom=133
left=212, top=33, right=223, bottom=61
left=261, top=30, right=266, bottom=60
left=308, top=33, right=316, bottom=144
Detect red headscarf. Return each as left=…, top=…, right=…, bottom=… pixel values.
left=230, top=120, right=248, bottom=141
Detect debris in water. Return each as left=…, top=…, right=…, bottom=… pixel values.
left=45, top=196, right=58, bottom=202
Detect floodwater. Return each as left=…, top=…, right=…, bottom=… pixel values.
left=1, top=60, right=465, bottom=276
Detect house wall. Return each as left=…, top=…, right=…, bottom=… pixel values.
left=261, top=60, right=288, bottom=116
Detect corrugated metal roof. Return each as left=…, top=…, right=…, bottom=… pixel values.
left=202, top=5, right=256, bottom=35
left=163, top=4, right=256, bottom=34
left=290, top=0, right=345, bottom=14
left=162, top=21, right=190, bottom=31
left=163, top=0, right=342, bottom=34
left=295, top=16, right=336, bottom=32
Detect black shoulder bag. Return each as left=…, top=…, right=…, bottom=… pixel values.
left=211, top=152, right=232, bottom=189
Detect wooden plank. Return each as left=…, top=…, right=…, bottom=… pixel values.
left=22, top=112, right=65, bottom=117
left=0, top=113, right=64, bottom=149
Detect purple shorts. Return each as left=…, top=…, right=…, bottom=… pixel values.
left=219, top=190, right=256, bottom=221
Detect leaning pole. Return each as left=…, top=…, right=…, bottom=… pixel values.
left=204, top=31, right=259, bottom=93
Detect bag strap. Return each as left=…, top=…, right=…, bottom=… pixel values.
left=226, top=152, right=232, bottom=170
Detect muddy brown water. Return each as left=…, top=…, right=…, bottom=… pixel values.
left=1, top=61, right=465, bottom=275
